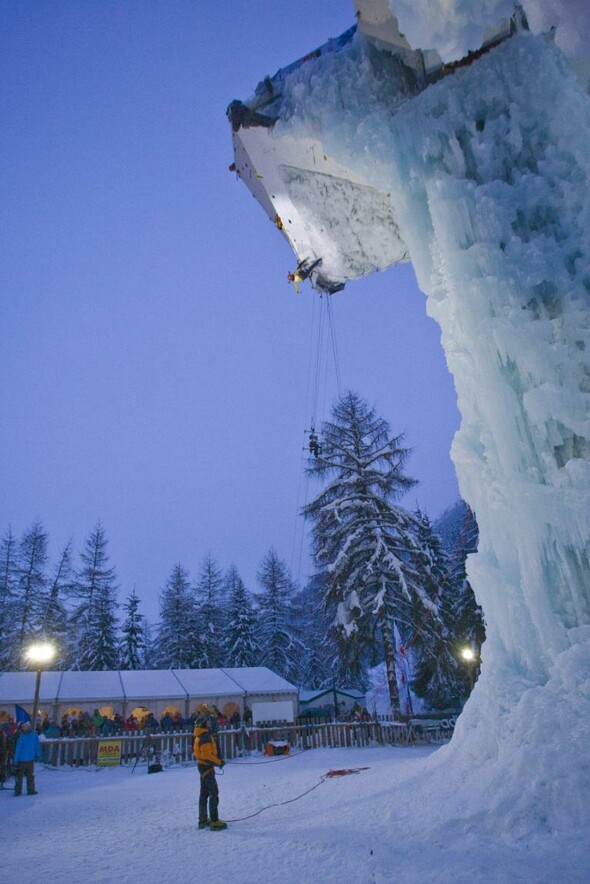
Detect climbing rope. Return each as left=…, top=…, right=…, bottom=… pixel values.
left=223, top=766, right=370, bottom=823
left=325, top=294, right=342, bottom=398
left=225, top=748, right=307, bottom=766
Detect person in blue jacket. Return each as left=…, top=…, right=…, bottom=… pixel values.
left=14, top=722, right=41, bottom=796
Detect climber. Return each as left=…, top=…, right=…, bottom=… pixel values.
left=308, top=429, right=322, bottom=457
left=287, top=257, right=322, bottom=293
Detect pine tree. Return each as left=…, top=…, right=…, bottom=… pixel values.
left=194, top=554, right=224, bottom=668
left=154, top=563, right=200, bottom=669
left=412, top=503, right=485, bottom=708
left=293, top=574, right=334, bottom=689
left=257, top=548, right=302, bottom=683
left=445, top=505, right=485, bottom=691
left=0, top=526, right=19, bottom=669
left=74, top=524, right=119, bottom=670
left=119, top=588, right=148, bottom=670
left=42, top=540, right=76, bottom=669
left=224, top=565, right=260, bottom=667
left=15, top=521, right=49, bottom=652
left=303, top=391, right=440, bottom=716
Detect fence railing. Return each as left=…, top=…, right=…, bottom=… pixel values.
left=38, top=716, right=457, bottom=768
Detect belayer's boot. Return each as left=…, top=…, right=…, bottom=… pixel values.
left=209, top=819, right=228, bottom=830
left=198, top=818, right=210, bottom=829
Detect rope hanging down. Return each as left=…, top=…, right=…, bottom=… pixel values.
left=290, top=291, right=342, bottom=583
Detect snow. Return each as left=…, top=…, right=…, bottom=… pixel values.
left=3, top=743, right=589, bottom=881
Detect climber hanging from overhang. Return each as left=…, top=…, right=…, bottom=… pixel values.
left=287, top=258, right=323, bottom=293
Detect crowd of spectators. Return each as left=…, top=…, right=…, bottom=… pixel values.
left=1, top=705, right=251, bottom=749
left=1, top=718, right=30, bottom=784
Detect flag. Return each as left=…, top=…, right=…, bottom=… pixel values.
left=15, top=704, right=31, bottom=723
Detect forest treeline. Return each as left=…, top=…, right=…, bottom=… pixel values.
left=1, top=392, right=485, bottom=712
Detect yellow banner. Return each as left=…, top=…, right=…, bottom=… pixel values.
left=97, top=739, right=122, bottom=766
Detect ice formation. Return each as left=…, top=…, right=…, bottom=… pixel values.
left=228, top=1, right=590, bottom=833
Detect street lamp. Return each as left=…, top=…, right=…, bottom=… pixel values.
left=24, top=642, right=56, bottom=731
left=459, top=646, right=477, bottom=691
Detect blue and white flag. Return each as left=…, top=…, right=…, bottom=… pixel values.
left=15, top=704, right=31, bottom=723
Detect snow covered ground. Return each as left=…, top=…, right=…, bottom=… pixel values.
left=3, top=744, right=588, bottom=883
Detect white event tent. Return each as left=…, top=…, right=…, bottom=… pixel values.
left=0, top=667, right=299, bottom=725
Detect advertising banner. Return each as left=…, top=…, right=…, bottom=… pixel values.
left=97, top=739, right=122, bottom=766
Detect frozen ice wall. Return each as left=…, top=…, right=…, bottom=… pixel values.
left=272, top=27, right=590, bottom=829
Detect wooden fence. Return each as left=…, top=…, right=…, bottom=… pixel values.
left=38, top=715, right=457, bottom=768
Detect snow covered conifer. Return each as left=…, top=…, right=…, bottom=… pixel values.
left=292, top=574, right=334, bottom=689
left=74, top=524, right=119, bottom=670
left=412, top=503, right=485, bottom=707
left=256, top=548, right=302, bottom=683
left=224, top=565, right=260, bottom=667
left=0, top=526, right=19, bottom=669
left=14, top=521, right=49, bottom=654
left=194, top=553, right=224, bottom=668
left=119, top=587, right=148, bottom=670
left=42, top=540, right=76, bottom=668
left=153, top=563, right=200, bottom=669
left=303, top=391, right=440, bottom=717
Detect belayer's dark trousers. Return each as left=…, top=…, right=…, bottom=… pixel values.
left=198, top=764, right=219, bottom=823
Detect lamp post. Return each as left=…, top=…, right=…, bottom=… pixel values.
left=459, top=646, right=477, bottom=692
left=24, top=642, right=56, bottom=731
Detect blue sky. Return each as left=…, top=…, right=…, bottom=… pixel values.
left=1, top=1, right=460, bottom=621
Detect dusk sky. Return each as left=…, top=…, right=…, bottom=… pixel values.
left=1, top=1, right=460, bottom=622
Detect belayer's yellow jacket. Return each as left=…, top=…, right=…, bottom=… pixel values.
left=193, top=727, right=223, bottom=767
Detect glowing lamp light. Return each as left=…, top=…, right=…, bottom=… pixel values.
left=25, top=641, right=57, bottom=730
left=25, top=642, right=56, bottom=666
left=460, top=647, right=476, bottom=662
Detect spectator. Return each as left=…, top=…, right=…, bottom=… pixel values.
left=44, top=721, right=60, bottom=739
left=124, top=715, right=138, bottom=732
left=0, top=725, right=8, bottom=785
left=100, top=717, right=116, bottom=736
left=143, top=713, right=158, bottom=733
left=14, top=722, right=41, bottom=796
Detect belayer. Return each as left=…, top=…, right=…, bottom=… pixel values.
left=193, top=706, right=227, bottom=830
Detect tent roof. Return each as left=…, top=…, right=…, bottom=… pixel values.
left=0, top=667, right=297, bottom=706
left=55, top=671, right=125, bottom=701
left=0, top=671, right=63, bottom=703
left=221, top=667, right=297, bottom=694
left=120, top=670, right=187, bottom=700
left=171, top=668, right=244, bottom=697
